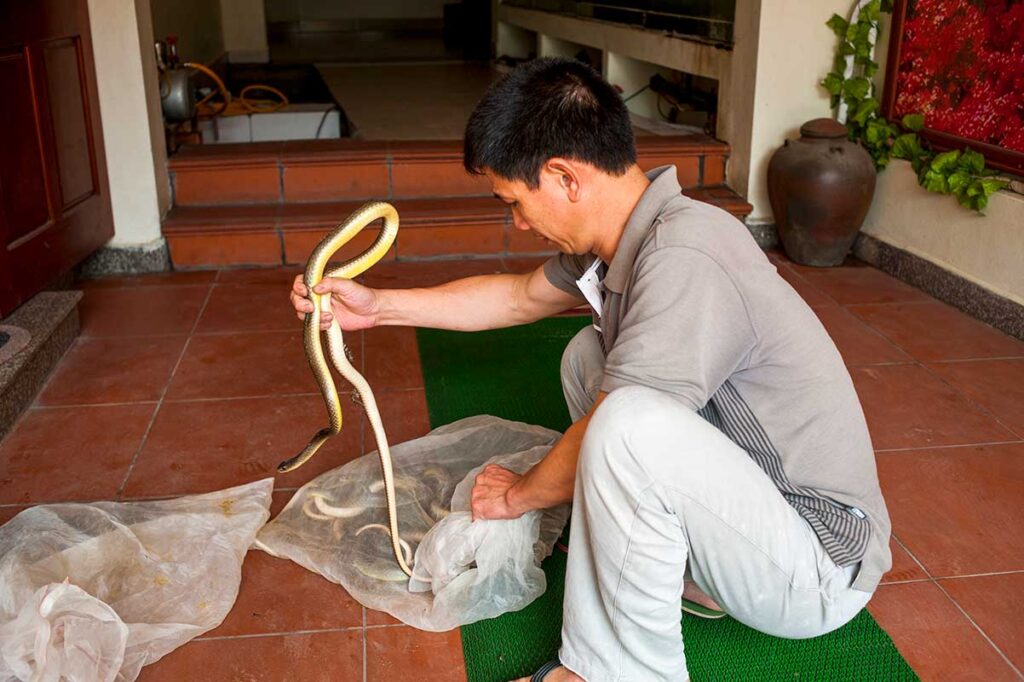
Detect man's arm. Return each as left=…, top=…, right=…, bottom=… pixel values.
left=295, top=265, right=582, bottom=332
left=472, top=392, right=608, bottom=519
left=378, top=266, right=580, bottom=331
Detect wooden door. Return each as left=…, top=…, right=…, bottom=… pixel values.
left=0, top=0, right=113, bottom=317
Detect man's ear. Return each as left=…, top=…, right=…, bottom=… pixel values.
left=545, top=158, right=582, bottom=202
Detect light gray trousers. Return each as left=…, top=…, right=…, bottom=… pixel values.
left=557, top=326, right=871, bottom=682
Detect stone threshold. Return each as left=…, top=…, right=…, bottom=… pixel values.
left=0, top=291, right=82, bottom=440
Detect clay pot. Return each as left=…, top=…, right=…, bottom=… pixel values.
left=767, top=118, right=876, bottom=267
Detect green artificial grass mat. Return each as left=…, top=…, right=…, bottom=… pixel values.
left=417, top=317, right=917, bottom=682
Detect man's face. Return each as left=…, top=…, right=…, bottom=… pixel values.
left=485, top=168, right=582, bottom=254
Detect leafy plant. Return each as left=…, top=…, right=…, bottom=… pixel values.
left=821, top=0, right=1008, bottom=212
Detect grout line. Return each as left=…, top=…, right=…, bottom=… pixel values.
left=115, top=286, right=215, bottom=498
left=842, top=299, right=943, bottom=308
left=892, top=534, right=933, bottom=580
left=162, top=392, right=322, bottom=404
left=195, top=624, right=365, bottom=642
left=30, top=400, right=161, bottom=411
left=364, top=623, right=407, bottom=631
left=362, top=607, right=368, bottom=682
left=927, top=355, right=1024, bottom=364
left=875, top=439, right=1024, bottom=454
left=845, top=360, right=917, bottom=368
left=891, top=533, right=1023, bottom=676
left=916, top=361, right=1022, bottom=438
left=932, top=578, right=1024, bottom=678
left=932, top=569, right=1024, bottom=581
left=879, top=577, right=933, bottom=586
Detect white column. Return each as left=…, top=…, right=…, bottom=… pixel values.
left=86, top=0, right=165, bottom=250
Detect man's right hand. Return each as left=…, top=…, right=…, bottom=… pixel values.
left=290, top=274, right=381, bottom=331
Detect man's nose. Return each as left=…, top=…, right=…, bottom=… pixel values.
left=512, top=213, right=530, bottom=231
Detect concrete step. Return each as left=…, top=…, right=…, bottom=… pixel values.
left=0, top=291, right=82, bottom=439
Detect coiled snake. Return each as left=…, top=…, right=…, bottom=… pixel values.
left=277, top=201, right=414, bottom=577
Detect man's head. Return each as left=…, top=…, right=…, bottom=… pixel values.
left=464, top=58, right=637, bottom=254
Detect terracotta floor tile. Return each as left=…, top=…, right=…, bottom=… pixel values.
left=167, top=331, right=347, bottom=401
left=269, top=488, right=296, bottom=517
left=366, top=625, right=467, bottom=682
left=208, top=550, right=362, bottom=637
left=867, top=581, right=1017, bottom=681
left=814, top=306, right=912, bottom=366
left=77, top=270, right=217, bottom=289
left=365, top=607, right=402, bottom=626
left=0, top=505, right=29, bottom=526
left=927, top=359, right=1024, bottom=437
left=941, top=573, right=1024, bottom=672
left=37, top=336, right=187, bottom=406
left=196, top=283, right=300, bottom=333
left=884, top=538, right=929, bottom=584
left=851, top=364, right=1015, bottom=450
left=876, top=443, right=1024, bottom=577
left=363, top=326, right=424, bottom=391
left=360, top=258, right=504, bottom=289
left=776, top=265, right=836, bottom=308
left=0, top=404, right=154, bottom=504
left=121, top=396, right=364, bottom=498
left=849, top=302, right=1024, bottom=362
left=370, top=388, right=431, bottom=448
left=79, top=286, right=209, bottom=337
left=792, top=261, right=931, bottom=305
left=137, top=629, right=362, bottom=681
left=216, top=267, right=303, bottom=285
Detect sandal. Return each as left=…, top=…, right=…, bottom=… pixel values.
left=681, top=597, right=727, bottom=619
left=530, top=659, right=563, bottom=681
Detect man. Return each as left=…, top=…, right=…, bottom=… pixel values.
left=291, top=58, right=891, bottom=682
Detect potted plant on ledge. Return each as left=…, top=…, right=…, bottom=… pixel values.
left=766, top=0, right=1011, bottom=267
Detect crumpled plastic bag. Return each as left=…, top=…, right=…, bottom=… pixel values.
left=0, top=479, right=273, bottom=682
left=255, top=415, right=569, bottom=631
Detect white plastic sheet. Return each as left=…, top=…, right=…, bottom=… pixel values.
left=0, top=479, right=273, bottom=682
left=255, top=416, right=569, bottom=631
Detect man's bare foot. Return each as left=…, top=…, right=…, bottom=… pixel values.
left=512, top=665, right=584, bottom=682
left=683, top=579, right=722, bottom=612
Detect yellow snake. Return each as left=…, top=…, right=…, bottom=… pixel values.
left=277, top=201, right=413, bottom=577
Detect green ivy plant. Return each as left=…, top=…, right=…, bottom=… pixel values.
left=821, top=0, right=1008, bottom=212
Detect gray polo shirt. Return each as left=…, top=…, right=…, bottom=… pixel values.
left=544, top=165, right=891, bottom=592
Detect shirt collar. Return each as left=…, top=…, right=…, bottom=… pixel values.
left=603, top=165, right=682, bottom=294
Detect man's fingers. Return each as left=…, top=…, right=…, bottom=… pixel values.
left=313, top=276, right=356, bottom=296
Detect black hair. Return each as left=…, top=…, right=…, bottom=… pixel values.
left=463, top=57, right=636, bottom=188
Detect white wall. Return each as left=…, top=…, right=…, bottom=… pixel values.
left=87, top=0, right=165, bottom=249
left=745, top=0, right=857, bottom=223
left=862, top=162, right=1024, bottom=304
left=220, top=0, right=269, bottom=62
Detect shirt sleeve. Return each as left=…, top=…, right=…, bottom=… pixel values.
left=543, top=253, right=590, bottom=299
left=601, top=247, right=756, bottom=411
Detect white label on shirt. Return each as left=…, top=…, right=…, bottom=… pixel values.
left=576, top=258, right=605, bottom=318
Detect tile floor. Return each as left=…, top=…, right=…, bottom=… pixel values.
left=1, top=253, right=1022, bottom=681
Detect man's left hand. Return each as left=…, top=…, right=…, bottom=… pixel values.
left=471, top=464, right=526, bottom=520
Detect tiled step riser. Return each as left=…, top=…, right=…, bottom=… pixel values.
left=167, top=219, right=561, bottom=269
left=170, top=148, right=728, bottom=207
left=165, top=191, right=752, bottom=268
